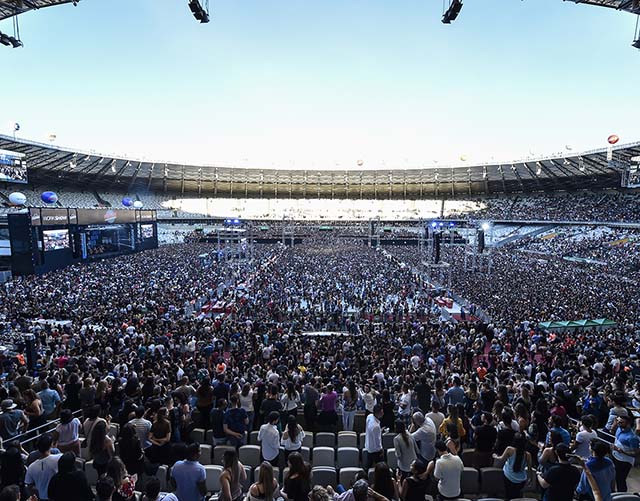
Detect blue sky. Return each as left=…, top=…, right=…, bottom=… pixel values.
left=1, top=0, right=638, bottom=169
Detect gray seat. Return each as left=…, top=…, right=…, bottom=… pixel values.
left=155, top=464, right=169, bottom=491
left=382, top=432, right=395, bottom=451
left=337, top=431, right=358, bottom=448
left=84, top=460, right=99, bottom=486
left=337, top=447, right=360, bottom=468
left=199, top=444, right=213, bottom=465
left=385, top=449, right=397, bottom=470
left=312, top=447, right=335, bottom=467
left=461, top=467, right=480, bottom=495
left=339, top=467, right=365, bottom=488
left=461, top=448, right=476, bottom=467
left=213, top=445, right=237, bottom=465
left=479, top=467, right=505, bottom=497
left=206, top=429, right=214, bottom=445
left=311, top=467, right=337, bottom=487
left=239, top=445, right=262, bottom=468
left=205, top=465, right=223, bottom=493
left=302, top=432, right=314, bottom=448
left=249, top=430, right=260, bottom=445
left=191, top=428, right=206, bottom=444
left=610, top=496, right=640, bottom=501
left=300, top=446, right=311, bottom=462
left=241, top=465, right=253, bottom=492
left=315, top=432, right=335, bottom=447
left=358, top=432, right=366, bottom=450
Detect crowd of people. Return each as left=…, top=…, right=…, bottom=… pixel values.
left=0, top=229, right=635, bottom=500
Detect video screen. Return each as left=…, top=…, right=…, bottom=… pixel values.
left=42, top=229, right=69, bottom=252
left=0, top=149, right=27, bottom=184
left=141, top=224, right=154, bottom=239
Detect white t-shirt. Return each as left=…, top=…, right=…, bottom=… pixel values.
left=434, top=453, right=463, bottom=498
left=575, top=429, right=598, bottom=458
left=399, top=393, right=412, bottom=416
left=25, top=453, right=62, bottom=499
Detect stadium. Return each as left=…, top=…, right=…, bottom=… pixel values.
left=0, top=1, right=639, bottom=501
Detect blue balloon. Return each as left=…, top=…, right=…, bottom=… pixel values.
left=40, top=191, right=58, bottom=204
left=122, top=197, right=133, bottom=207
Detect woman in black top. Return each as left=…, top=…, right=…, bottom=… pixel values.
left=63, top=373, right=82, bottom=412
left=118, top=423, right=145, bottom=477
left=282, top=452, right=310, bottom=501
left=381, top=390, right=395, bottom=431
left=400, top=460, right=430, bottom=501
left=48, top=451, right=94, bottom=501
left=372, top=463, right=398, bottom=501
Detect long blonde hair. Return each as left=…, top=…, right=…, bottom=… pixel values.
left=258, top=461, right=275, bottom=500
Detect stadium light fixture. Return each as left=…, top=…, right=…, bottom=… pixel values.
left=189, top=0, right=210, bottom=23
left=442, top=0, right=463, bottom=24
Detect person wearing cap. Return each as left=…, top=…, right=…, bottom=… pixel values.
left=258, top=411, right=281, bottom=466
left=0, top=399, right=28, bottom=441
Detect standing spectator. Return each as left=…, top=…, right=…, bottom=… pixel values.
left=281, top=382, right=300, bottom=420
left=0, top=441, right=26, bottom=495
left=224, top=395, right=249, bottom=448
left=220, top=449, right=246, bottom=501
left=444, top=377, right=465, bottom=407
left=433, top=440, right=463, bottom=501
left=572, top=415, right=598, bottom=459
left=372, top=463, right=399, bottom=501
left=303, top=380, right=319, bottom=431
left=611, top=413, right=639, bottom=492
left=260, top=386, right=283, bottom=425
left=341, top=382, right=357, bottom=432
left=47, top=451, right=94, bottom=501
left=211, top=399, right=228, bottom=446
left=25, top=434, right=62, bottom=501
left=96, top=476, right=116, bottom=501
left=258, top=412, right=281, bottom=466
left=118, top=423, right=145, bottom=478
left=38, top=382, right=61, bottom=420
left=89, top=420, right=115, bottom=476
left=55, top=409, right=81, bottom=456
left=23, top=391, right=44, bottom=431
left=473, top=412, right=497, bottom=468
left=364, top=404, right=384, bottom=469
left=426, top=402, right=444, bottom=432
left=171, top=443, right=207, bottom=501
left=537, top=443, right=581, bottom=501
left=399, top=460, right=430, bottom=501
left=143, top=477, right=178, bottom=501
left=282, top=452, right=310, bottom=501
left=106, top=457, right=137, bottom=501
left=493, top=433, right=532, bottom=500
left=318, top=385, right=338, bottom=431
left=393, top=421, right=417, bottom=480
left=0, top=400, right=28, bottom=441
left=410, top=412, right=436, bottom=463
left=397, top=384, right=413, bottom=426
left=129, top=406, right=152, bottom=449
left=281, top=415, right=304, bottom=461
left=146, top=408, right=172, bottom=465
left=239, top=384, right=255, bottom=432
left=576, top=441, right=616, bottom=501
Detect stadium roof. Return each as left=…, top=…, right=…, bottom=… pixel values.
left=0, top=0, right=77, bottom=22
left=1, top=134, right=639, bottom=198
left=565, top=0, right=640, bottom=14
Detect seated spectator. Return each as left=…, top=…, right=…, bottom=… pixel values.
left=399, top=460, right=430, bottom=501
left=106, top=457, right=137, bottom=501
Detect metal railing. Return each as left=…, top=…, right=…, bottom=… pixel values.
left=10, top=408, right=83, bottom=449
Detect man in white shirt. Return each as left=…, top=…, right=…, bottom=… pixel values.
left=398, top=384, right=412, bottom=424
left=364, top=404, right=384, bottom=468
left=433, top=440, right=463, bottom=500
left=258, top=411, right=281, bottom=466
left=410, top=411, right=437, bottom=462
left=25, top=434, right=62, bottom=501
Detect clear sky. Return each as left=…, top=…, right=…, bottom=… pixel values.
left=1, top=0, right=639, bottom=169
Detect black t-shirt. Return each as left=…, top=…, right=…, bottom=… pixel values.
left=543, top=463, right=581, bottom=501
left=474, top=424, right=497, bottom=453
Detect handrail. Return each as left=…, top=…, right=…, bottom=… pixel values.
left=10, top=409, right=83, bottom=447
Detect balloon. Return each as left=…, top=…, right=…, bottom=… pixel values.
left=460, top=155, right=467, bottom=162
left=133, top=200, right=143, bottom=209
left=47, top=133, right=57, bottom=142
left=357, top=160, right=364, bottom=166
left=122, top=197, right=134, bottom=207
left=608, top=134, right=619, bottom=145
left=8, top=192, right=26, bottom=205
left=40, top=191, right=58, bottom=204
left=565, top=145, right=573, bottom=151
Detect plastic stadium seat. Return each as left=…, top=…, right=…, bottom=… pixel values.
left=385, top=449, right=397, bottom=470
left=191, top=428, right=206, bottom=444
left=382, top=433, right=395, bottom=451
left=461, top=467, right=480, bottom=495
left=337, top=447, right=360, bottom=468
left=339, top=467, right=365, bottom=488
left=205, top=465, right=223, bottom=493
left=512, top=498, right=541, bottom=501
left=302, top=432, right=314, bottom=448
left=312, top=447, right=335, bottom=467
left=206, top=429, right=214, bottom=445
left=311, top=467, right=337, bottom=487
left=108, top=423, right=119, bottom=439
left=255, top=466, right=279, bottom=482
left=85, top=460, right=99, bottom=486
left=199, top=444, right=213, bottom=465
left=241, top=465, right=253, bottom=492
left=213, top=445, right=237, bottom=465
left=300, top=446, right=311, bottom=462
left=367, top=468, right=375, bottom=484
left=359, top=433, right=366, bottom=450
left=155, top=465, right=168, bottom=491
left=249, top=431, right=260, bottom=445
left=610, top=496, right=640, bottom=501
left=74, top=457, right=86, bottom=472
left=239, top=445, right=262, bottom=468
left=315, top=432, right=335, bottom=447
left=461, top=448, right=476, bottom=467
left=480, top=467, right=505, bottom=497
left=337, top=431, right=358, bottom=448
left=477, top=499, right=504, bottom=501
